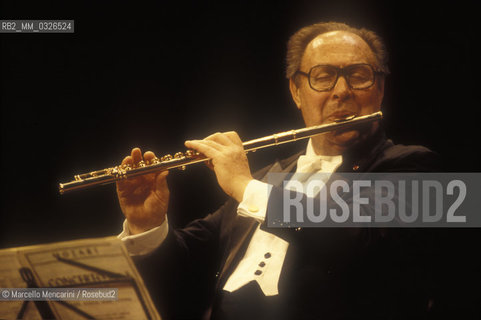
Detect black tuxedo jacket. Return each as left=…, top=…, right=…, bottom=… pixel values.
left=134, top=129, right=441, bottom=319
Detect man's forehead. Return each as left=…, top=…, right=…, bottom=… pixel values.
left=310, top=31, right=364, bottom=48
left=302, top=31, right=376, bottom=67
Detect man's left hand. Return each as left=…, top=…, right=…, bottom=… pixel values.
left=185, top=131, right=253, bottom=202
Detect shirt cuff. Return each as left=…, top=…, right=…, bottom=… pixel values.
left=117, top=217, right=169, bottom=256
left=237, top=179, right=273, bottom=222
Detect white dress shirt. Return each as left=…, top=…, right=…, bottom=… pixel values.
left=118, top=139, right=342, bottom=296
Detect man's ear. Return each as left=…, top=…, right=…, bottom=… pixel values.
left=289, top=77, right=302, bottom=110
left=376, top=75, right=385, bottom=104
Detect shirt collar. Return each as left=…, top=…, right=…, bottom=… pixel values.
left=305, top=138, right=343, bottom=163
left=296, top=139, right=342, bottom=174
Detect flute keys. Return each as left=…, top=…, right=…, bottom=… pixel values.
left=151, top=157, right=160, bottom=164
left=174, top=152, right=184, bottom=159
left=185, top=150, right=199, bottom=158
left=111, top=166, right=128, bottom=179
left=120, top=163, right=132, bottom=170
left=132, top=160, right=146, bottom=168
left=161, top=154, right=173, bottom=161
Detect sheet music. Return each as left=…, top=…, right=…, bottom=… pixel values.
left=0, top=250, right=42, bottom=319
left=0, top=236, right=161, bottom=320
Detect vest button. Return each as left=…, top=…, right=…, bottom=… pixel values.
left=254, top=270, right=262, bottom=276
left=264, top=252, right=271, bottom=259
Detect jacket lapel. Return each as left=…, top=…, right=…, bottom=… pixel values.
left=216, top=153, right=302, bottom=289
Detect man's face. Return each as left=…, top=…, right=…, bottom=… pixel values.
left=290, top=31, right=385, bottom=155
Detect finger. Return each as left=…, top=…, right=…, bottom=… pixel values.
left=121, top=155, right=133, bottom=166
left=203, top=132, right=222, bottom=140
left=150, top=171, right=170, bottom=211
left=117, top=148, right=143, bottom=193
left=143, top=151, right=157, bottom=163
left=131, top=147, right=143, bottom=165
left=154, top=170, right=169, bottom=190
left=143, top=171, right=168, bottom=205
left=185, top=140, right=222, bottom=163
left=204, top=132, right=232, bottom=146
left=118, top=156, right=134, bottom=191
left=204, top=159, right=214, bottom=171
left=185, top=140, right=222, bottom=156
left=224, top=131, right=243, bottom=146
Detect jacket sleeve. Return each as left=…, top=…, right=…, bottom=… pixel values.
left=132, top=199, right=237, bottom=319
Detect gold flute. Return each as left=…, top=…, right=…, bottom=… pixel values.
left=59, top=111, right=382, bottom=194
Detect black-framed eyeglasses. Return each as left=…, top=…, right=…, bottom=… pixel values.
left=295, top=64, right=383, bottom=92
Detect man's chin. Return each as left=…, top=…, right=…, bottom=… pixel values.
left=329, top=130, right=360, bottom=147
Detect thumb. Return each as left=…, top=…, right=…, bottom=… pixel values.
left=205, top=159, right=214, bottom=171
left=155, top=170, right=169, bottom=192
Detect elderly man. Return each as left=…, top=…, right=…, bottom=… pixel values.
left=118, top=22, right=438, bottom=319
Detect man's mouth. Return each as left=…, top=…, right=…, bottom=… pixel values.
left=328, top=111, right=358, bottom=122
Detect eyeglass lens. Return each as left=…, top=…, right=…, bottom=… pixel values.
left=309, top=65, right=374, bottom=91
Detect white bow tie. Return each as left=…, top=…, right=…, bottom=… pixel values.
left=296, top=154, right=342, bottom=174
left=289, top=154, right=342, bottom=196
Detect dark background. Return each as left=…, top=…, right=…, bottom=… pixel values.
left=1, top=0, right=480, bottom=315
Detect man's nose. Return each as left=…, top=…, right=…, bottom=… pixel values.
left=331, top=76, right=351, bottom=101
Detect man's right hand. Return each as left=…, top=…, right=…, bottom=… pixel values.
left=116, top=147, right=169, bottom=235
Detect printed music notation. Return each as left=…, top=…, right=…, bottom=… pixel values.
left=0, top=236, right=160, bottom=320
